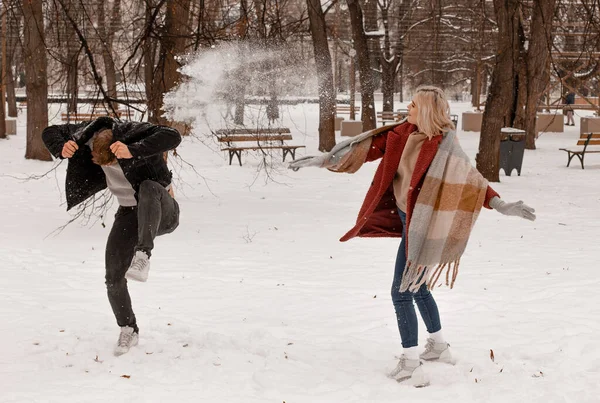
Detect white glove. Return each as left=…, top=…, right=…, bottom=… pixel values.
left=490, top=197, right=536, bottom=221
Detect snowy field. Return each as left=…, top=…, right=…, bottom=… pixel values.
left=1, top=101, right=599, bottom=403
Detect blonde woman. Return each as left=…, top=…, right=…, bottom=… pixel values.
left=290, top=86, right=536, bottom=387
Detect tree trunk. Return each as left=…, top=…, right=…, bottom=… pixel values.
left=520, top=0, right=557, bottom=149
left=380, top=4, right=394, bottom=112
left=0, top=0, right=6, bottom=137
left=151, top=0, right=190, bottom=127
left=98, top=0, right=121, bottom=111
left=476, top=0, right=521, bottom=182
left=62, top=0, right=80, bottom=114
left=233, top=44, right=247, bottom=126
left=306, top=0, right=335, bottom=151
left=6, top=2, right=18, bottom=118
left=22, top=0, right=51, bottom=160
left=347, top=0, right=376, bottom=131
left=379, top=0, right=410, bottom=112
left=6, top=60, right=17, bottom=118
left=144, top=0, right=159, bottom=123
left=66, top=52, right=79, bottom=113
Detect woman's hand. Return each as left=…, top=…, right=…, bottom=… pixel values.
left=490, top=197, right=536, bottom=221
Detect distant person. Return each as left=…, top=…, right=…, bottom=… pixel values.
left=565, top=92, right=576, bottom=126
left=289, top=86, right=536, bottom=387
left=42, top=117, right=181, bottom=356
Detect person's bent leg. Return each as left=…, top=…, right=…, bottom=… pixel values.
left=135, top=180, right=179, bottom=257
left=105, top=207, right=139, bottom=333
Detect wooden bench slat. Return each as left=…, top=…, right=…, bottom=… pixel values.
left=579, top=133, right=600, bottom=139
left=577, top=139, right=600, bottom=146
left=61, top=110, right=133, bottom=122
left=215, top=128, right=290, bottom=135
left=222, top=145, right=305, bottom=151
left=218, top=134, right=292, bottom=142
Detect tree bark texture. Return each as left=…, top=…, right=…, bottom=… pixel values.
left=149, top=0, right=191, bottom=127
left=144, top=0, right=159, bottom=123
left=98, top=0, right=121, bottom=111
left=515, top=0, right=556, bottom=149
left=6, top=2, right=18, bottom=118
left=306, top=0, right=335, bottom=151
left=61, top=0, right=80, bottom=113
left=22, top=0, right=51, bottom=160
left=379, top=0, right=411, bottom=112
left=476, top=0, right=521, bottom=182
left=347, top=0, right=376, bottom=131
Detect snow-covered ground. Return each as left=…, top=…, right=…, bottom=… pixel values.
left=1, top=101, right=599, bottom=403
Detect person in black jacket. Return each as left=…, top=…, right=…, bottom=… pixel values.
left=42, top=117, right=182, bottom=356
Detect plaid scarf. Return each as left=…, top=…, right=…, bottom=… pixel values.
left=401, top=130, right=488, bottom=292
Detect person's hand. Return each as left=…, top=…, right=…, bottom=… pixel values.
left=490, top=197, right=536, bottom=221
left=110, top=141, right=133, bottom=159
left=61, top=140, right=79, bottom=158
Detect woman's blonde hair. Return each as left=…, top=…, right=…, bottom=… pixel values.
left=412, top=85, right=455, bottom=139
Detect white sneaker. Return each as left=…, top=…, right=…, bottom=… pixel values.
left=389, top=355, right=430, bottom=387
left=420, top=338, right=454, bottom=364
left=114, top=326, right=139, bottom=356
left=125, top=251, right=150, bottom=282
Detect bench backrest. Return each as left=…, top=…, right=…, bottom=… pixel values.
left=61, top=111, right=127, bottom=121
left=578, top=133, right=600, bottom=147
left=336, top=105, right=360, bottom=113
left=377, top=110, right=408, bottom=117
left=215, top=128, right=290, bottom=136
left=218, top=134, right=292, bottom=143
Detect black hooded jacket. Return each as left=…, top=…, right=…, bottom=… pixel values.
left=42, top=118, right=182, bottom=210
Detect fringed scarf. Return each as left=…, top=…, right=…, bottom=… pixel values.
left=400, top=130, right=488, bottom=292
left=288, top=125, right=488, bottom=292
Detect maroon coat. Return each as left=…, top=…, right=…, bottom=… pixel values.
left=340, top=122, right=499, bottom=242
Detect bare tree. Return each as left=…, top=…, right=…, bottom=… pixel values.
left=150, top=0, right=191, bottom=125
left=377, top=0, right=412, bottom=111
left=347, top=0, right=376, bottom=130
left=476, top=0, right=521, bottom=182
left=307, top=0, right=335, bottom=151
left=514, top=0, right=557, bottom=149
left=21, top=0, right=51, bottom=160
left=6, top=0, right=19, bottom=118
left=477, top=0, right=557, bottom=181
left=97, top=0, right=121, bottom=111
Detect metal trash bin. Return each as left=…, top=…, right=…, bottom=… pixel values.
left=499, top=128, right=526, bottom=176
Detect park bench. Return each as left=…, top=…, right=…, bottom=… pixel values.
left=375, top=110, right=457, bottom=127
left=537, top=104, right=598, bottom=112
left=336, top=105, right=360, bottom=117
left=377, top=109, right=408, bottom=125
left=216, top=127, right=305, bottom=166
left=559, top=132, right=600, bottom=169
left=60, top=110, right=133, bottom=123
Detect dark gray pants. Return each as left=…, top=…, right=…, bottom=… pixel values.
left=105, top=180, right=180, bottom=331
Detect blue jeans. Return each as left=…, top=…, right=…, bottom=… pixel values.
left=392, top=210, right=442, bottom=348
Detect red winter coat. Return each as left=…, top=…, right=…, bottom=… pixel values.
left=340, top=122, right=499, bottom=242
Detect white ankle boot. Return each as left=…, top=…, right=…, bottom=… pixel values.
left=389, top=355, right=430, bottom=387
left=420, top=337, right=454, bottom=363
